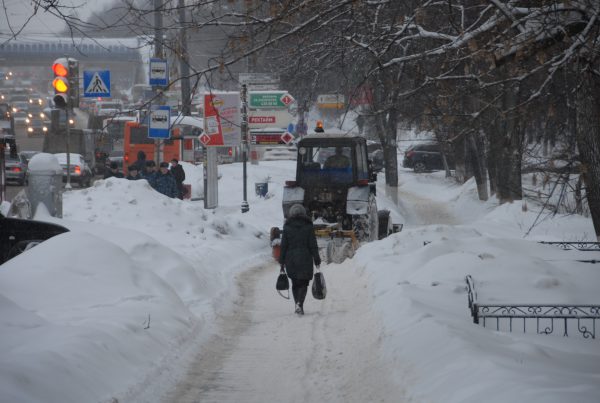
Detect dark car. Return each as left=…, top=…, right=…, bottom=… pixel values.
left=0, top=213, right=69, bottom=265
left=26, top=118, right=48, bottom=137
left=403, top=143, right=454, bottom=172
left=4, top=150, right=28, bottom=185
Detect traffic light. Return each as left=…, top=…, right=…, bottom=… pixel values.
left=52, top=57, right=79, bottom=109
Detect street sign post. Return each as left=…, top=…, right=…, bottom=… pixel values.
left=83, top=70, right=111, bottom=98
left=148, top=106, right=171, bottom=139
left=149, top=58, right=168, bottom=87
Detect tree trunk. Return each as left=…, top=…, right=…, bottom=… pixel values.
left=453, top=133, right=467, bottom=183
left=575, top=68, right=600, bottom=240
left=497, top=86, right=523, bottom=203
left=486, top=125, right=498, bottom=197
left=468, top=132, right=489, bottom=201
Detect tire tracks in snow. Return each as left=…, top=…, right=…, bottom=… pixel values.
left=161, top=262, right=406, bottom=403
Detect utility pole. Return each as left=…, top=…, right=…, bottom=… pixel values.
left=178, top=0, right=191, bottom=161
left=178, top=0, right=191, bottom=116
left=153, top=0, right=164, bottom=164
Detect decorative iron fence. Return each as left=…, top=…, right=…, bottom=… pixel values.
left=538, top=241, right=600, bottom=251
left=465, top=275, right=600, bottom=339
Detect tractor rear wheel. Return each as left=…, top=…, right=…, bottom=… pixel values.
left=378, top=210, right=393, bottom=240
left=353, top=195, right=379, bottom=242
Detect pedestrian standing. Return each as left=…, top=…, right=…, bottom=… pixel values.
left=133, top=151, right=148, bottom=176
left=143, top=160, right=158, bottom=188
left=278, top=203, right=321, bottom=315
left=170, top=158, right=186, bottom=199
left=154, top=161, right=179, bottom=198
left=126, top=165, right=142, bottom=180
left=103, top=161, right=124, bottom=179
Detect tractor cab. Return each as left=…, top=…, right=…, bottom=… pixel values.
left=272, top=130, right=398, bottom=264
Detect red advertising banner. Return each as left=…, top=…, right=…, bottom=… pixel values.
left=202, top=92, right=241, bottom=147
left=203, top=93, right=224, bottom=146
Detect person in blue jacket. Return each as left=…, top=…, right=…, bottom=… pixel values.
left=153, top=161, right=178, bottom=198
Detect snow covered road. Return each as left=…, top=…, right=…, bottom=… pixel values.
left=162, top=262, right=406, bottom=403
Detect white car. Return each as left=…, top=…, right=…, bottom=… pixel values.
left=54, top=153, right=93, bottom=187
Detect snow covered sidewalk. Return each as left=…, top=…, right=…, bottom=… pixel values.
left=161, top=261, right=405, bottom=403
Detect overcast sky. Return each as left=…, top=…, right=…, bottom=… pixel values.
left=0, top=0, right=108, bottom=37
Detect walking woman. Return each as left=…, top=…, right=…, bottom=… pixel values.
left=279, top=204, right=321, bottom=315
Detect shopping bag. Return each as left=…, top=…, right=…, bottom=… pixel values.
left=312, top=270, right=327, bottom=300
left=276, top=271, right=290, bottom=299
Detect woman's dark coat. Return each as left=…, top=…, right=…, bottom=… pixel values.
left=279, top=215, right=321, bottom=280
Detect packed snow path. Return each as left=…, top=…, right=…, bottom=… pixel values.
left=397, top=190, right=458, bottom=226
left=161, top=263, right=406, bottom=403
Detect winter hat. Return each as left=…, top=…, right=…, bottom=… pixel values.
left=159, top=161, right=169, bottom=168
left=289, top=204, right=306, bottom=218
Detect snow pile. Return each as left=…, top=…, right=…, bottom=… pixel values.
left=1, top=158, right=599, bottom=403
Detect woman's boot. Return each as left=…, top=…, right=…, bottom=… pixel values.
left=297, top=286, right=307, bottom=315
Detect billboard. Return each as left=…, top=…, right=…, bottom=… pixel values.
left=203, top=92, right=241, bottom=147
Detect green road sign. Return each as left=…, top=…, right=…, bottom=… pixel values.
left=249, top=92, right=294, bottom=109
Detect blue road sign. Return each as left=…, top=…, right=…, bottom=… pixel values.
left=149, top=58, right=168, bottom=86
left=83, top=70, right=111, bottom=97
left=148, top=106, right=171, bottom=139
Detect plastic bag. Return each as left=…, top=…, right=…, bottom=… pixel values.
left=312, top=270, right=326, bottom=300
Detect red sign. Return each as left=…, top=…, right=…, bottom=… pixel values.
left=281, top=131, right=294, bottom=144
left=199, top=133, right=211, bottom=146
left=280, top=94, right=294, bottom=106
left=252, top=134, right=285, bottom=145
left=249, top=116, right=276, bottom=124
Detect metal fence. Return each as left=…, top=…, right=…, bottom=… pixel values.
left=538, top=241, right=600, bottom=251
left=465, top=275, right=600, bottom=339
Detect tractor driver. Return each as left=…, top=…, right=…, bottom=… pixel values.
left=324, top=146, right=351, bottom=169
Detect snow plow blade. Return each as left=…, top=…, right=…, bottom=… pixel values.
left=270, top=225, right=358, bottom=264
left=314, top=225, right=358, bottom=264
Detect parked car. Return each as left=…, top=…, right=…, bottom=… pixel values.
left=4, top=150, right=28, bottom=185
left=0, top=213, right=69, bottom=265
left=54, top=153, right=93, bottom=187
left=262, top=145, right=297, bottom=161
left=19, top=150, right=40, bottom=164
left=402, top=143, right=454, bottom=172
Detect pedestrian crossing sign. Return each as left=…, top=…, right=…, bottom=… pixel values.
left=83, top=70, right=111, bottom=97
